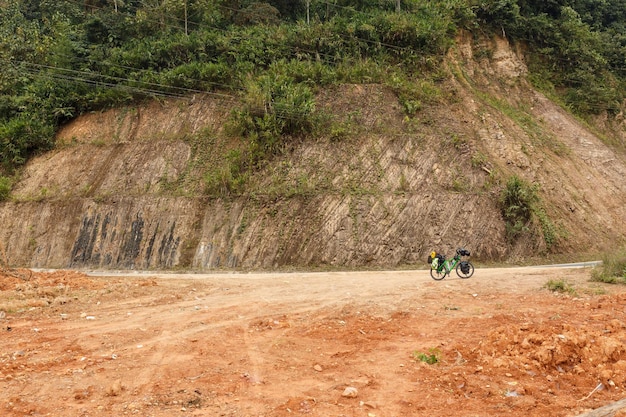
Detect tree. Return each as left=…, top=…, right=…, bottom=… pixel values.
left=517, top=0, right=568, bottom=18
left=473, top=0, right=521, bottom=33
left=234, top=2, right=281, bottom=25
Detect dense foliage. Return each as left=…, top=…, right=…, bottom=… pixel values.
left=499, top=175, right=538, bottom=241
left=0, top=0, right=624, bottom=180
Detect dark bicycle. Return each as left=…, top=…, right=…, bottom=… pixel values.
left=428, top=248, right=474, bottom=280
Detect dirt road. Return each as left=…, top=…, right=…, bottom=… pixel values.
left=2, top=265, right=626, bottom=416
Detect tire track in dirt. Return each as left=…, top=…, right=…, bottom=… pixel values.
left=2, top=265, right=618, bottom=417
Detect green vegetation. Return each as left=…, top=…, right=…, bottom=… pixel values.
left=0, top=0, right=624, bottom=178
left=413, top=347, right=441, bottom=365
left=0, top=176, right=12, bottom=201
left=499, top=175, right=560, bottom=249
left=474, top=0, right=626, bottom=115
left=591, top=247, right=626, bottom=284
left=230, top=73, right=316, bottom=165
left=534, top=206, right=559, bottom=248
left=499, top=175, right=538, bottom=240
left=544, top=279, right=576, bottom=295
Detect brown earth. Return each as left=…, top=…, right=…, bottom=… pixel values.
left=2, top=265, right=626, bottom=416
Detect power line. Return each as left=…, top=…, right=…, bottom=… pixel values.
left=63, top=0, right=424, bottom=58
left=10, top=58, right=325, bottom=121
left=21, top=61, right=234, bottom=99
left=4, top=5, right=423, bottom=116
left=22, top=67, right=189, bottom=100
left=7, top=1, right=624, bottom=115
left=48, top=0, right=408, bottom=95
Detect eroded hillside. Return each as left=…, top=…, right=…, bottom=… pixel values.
left=1, top=35, right=624, bottom=270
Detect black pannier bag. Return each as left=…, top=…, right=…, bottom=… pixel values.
left=460, top=261, right=470, bottom=274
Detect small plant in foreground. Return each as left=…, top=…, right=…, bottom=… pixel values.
left=544, top=279, right=576, bottom=295
left=413, top=348, right=441, bottom=365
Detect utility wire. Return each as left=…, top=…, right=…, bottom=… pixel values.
left=63, top=0, right=423, bottom=56
left=22, top=68, right=189, bottom=100
left=21, top=61, right=234, bottom=99
left=12, top=58, right=321, bottom=120
left=47, top=0, right=402, bottom=98
left=7, top=3, right=418, bottom=116
left=7, top=2, right=624, bottom=114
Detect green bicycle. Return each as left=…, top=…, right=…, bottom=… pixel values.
left=429, top=248, right=474, bottom=280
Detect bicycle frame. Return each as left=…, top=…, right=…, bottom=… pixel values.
left=439, top=254, right=461, bottom=274
left=430, top=248, right=474, bottom=280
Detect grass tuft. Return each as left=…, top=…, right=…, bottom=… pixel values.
left=591, top=247, right=626, bottom=284
left=544, top=279, right=576, bottom=295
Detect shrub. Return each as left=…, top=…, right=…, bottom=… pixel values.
left=234, top=2, right=280, bottom=26
left=591, top=247, right=626, bottom=284
left=387, top=73, right=443, bottom=116
left=0, top=116, right=55, bottom=167
left=277, top=59, right=339, bottom=86
left=203, top=149, right=249, bottom=196
left=371, top=7, right=455, bottom=54
left=499, top=175, right=538, bottom=240
left=158, top=62, right=233, bottom=91
left=534, top=207, right=558, bottom=249
left=544, top=279, right=576, bottom=295
left=474, top=0, right=521, bottom=29
left=230, top=74, right=316, bottom=165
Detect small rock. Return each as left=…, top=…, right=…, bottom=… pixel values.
left=313, top=364, right=323, bottom=372
left=105, top=379, right=123, bottom=397
left=342, top=386, right=358, bottom=398
left=351, top=377, right=370, bottom=386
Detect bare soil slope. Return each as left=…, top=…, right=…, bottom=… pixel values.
left=0, top=35, right=624, bottom=270
left=2, top=266, right=626, bottom=416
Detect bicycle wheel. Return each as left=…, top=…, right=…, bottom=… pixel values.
left=430, top=267, right=447, bottom=280
left=455, top=261, right=474, bottom=279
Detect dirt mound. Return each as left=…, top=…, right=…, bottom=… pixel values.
left=0, top=269, right=101, bottom=291
left=0, top=268, right=156, bottom=314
